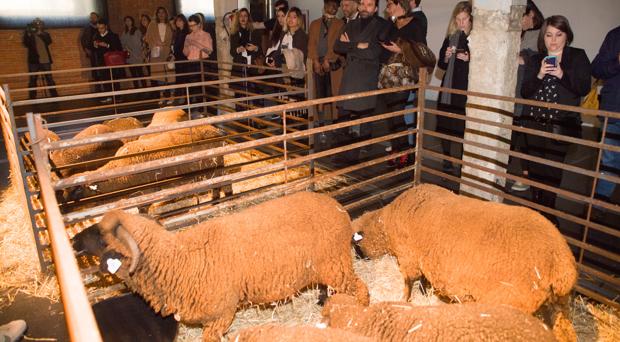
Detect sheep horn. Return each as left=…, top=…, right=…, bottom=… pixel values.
left=114, top=225, right=141, bottom=275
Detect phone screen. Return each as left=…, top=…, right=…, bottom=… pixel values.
left=544, top=56, right=557, bottom=67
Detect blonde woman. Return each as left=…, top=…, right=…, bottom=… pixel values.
left=145, top=6, right=174, bottom=103
left=436, top=1, right=472, bottom=174
left=229, top=8, right=262, bottom=73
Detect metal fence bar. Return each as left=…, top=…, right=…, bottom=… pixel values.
left=27, top=113, right=102, bottom=342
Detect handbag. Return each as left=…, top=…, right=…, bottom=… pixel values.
left=166, top=55, right=175, bottom=70
left=378, top=54, right=415, bottom=89
left=581, top=79, right=601, bottom=110
left=103, top=51, right=128, bottom=66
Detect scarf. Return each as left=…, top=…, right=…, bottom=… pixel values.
left=440, top=31, right=462, bottom=106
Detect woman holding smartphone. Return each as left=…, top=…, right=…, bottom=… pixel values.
left=436, top=1, right=472, bottom=175
left=521, top=15, right=591, bottom=221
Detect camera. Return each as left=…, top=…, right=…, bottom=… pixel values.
left=266, top=56, right=275, bottom=65
left=26, top=24, right=37, bottom=33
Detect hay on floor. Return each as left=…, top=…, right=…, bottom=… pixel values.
left=0, top=180, right=59, bottom=308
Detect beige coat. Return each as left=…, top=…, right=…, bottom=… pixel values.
left=145, top=21, right=174, bottom=83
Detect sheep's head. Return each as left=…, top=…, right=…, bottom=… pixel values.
left=76, top=210, right=143, bottom=277
left=351, top=209, right=390, bottom=259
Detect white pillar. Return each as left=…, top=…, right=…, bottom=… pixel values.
left=214, top=0, right=239, bottom=98
left=459, top=0, right=526, bottom=201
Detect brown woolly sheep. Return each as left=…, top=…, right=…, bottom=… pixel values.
left=65, top=124, right=231, bottom=201
left=231, top=324, right=375, bottom=342
left=352, top=184, right=577, bottom=323
left=102, top=117, right=145, bottom=143
left=321, top=294, right=556, bottom=341
left=139, top=108, right=188, bottom=140
left=89, top=192, right=369, bottom=341
left=49, top=118, right=144, bottom=177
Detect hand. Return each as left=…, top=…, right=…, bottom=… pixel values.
left=339, top=32, right=350, bottom=42
left=246, top=43, right=257, bottom=52
left=237, top=46, right=246, bottom=54
left=357, top=42, right=369, bottom=49
left=266, top=59, right=275, bottom=67
left=313, top=60, right=323, bottom=75
left=456, top=51, right=469, bottom=62
left=444, top=46, right=455, bottom=62
left=321, top=59, right=331, bottom=73
left=537, top=61, right=555, bottom=79
left=547, top=62, right=564, bottom=79
left=381, top=42, right=401, bottom=53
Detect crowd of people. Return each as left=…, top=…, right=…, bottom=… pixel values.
left=20, top=0, right=620, bottom=214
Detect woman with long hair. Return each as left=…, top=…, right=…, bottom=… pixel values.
left=145, top=6, right=174, bottom=104
left=172, top=14, right=189, bottom=103
left=229, top=8, right=262, bottom=109
left=121, top=16, right=147, bottom=89
left=436, top=1, right=472, bottom=175
left=521, top=15, right=591, bottom=221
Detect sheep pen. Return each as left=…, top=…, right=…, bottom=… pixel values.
left=1, top=180, right=618, bottom=341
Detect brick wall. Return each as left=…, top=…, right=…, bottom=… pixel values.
left=0, top=0, right=173, bottom=100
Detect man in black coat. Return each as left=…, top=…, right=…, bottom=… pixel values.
left=92, top=20, right=123, bottom=101
left=333, top=0, right=388, bottom=162
left=408, top=0, right=428, bottom=45
left=23, top=18, right=58, bottom=99
left=80, top=12, right=100, bottom=91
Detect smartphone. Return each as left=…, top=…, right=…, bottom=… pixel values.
left=544, top=55, right=557, bottom=67
left=455, top=48, right=466, bottom=54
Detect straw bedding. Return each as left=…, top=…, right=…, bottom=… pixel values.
left=0, top=174, right=617, bottom=341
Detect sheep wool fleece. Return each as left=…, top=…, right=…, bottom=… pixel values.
left=231, top=324, right=376, bottom=342
left=352, top=184, right=577, bottom=314
left=99, top=192, right=369, bottom=341
left=322, top=295, right=556, bottom=341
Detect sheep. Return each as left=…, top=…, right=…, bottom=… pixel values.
left=351, top=184, right=577, bottom=338
left=65, top=123, right=231, bottom=202
left=321, top=294, right=556, bottom=342
left=102, top=117, right=145, bottom=143
left=231, top=324, right=375, bottom=342
left=139, top=108, right=188, bottom=140
left=49, top=118, right=144, bottom=177
left=86, top=192, right=369, bottom=341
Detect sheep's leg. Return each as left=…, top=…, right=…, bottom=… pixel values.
left=201, top=310, right=235, bottom=342
left=323, top=271, right=369, bottom=306
left=317, top=284, right=329, bottom=306
left=403, top=277, right=412, bottom=302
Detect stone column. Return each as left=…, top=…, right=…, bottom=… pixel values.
left=459, top=0, right=525, bottom=201
left=214, top=0, right=238, bottom=98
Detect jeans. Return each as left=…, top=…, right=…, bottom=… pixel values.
left=596, top=120, right=620, bottom=199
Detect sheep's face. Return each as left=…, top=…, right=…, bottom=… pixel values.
left=72, top=223, right=134, bottom=278
left=73, top=226, right=106, bottom=257
left=351, top=210, right=390, bottom=259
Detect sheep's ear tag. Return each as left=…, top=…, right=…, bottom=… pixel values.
left=106, top=258, right=122, bottom=274
left=353, top=232, right=364, bottom=242
left=88, top=184, right=98, bottom=191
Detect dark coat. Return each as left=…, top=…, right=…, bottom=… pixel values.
left=437, top=33, right=470, bottom=110
left=230, top=28, right=262, bottom=72
left=23, top=31, right=53, bottom=64
left=436, top=32, right=470, bottom=136
left=334, top=15, right=389, bottom=112
left=92, top=31, right=123, bottom=66
left=409, top=10, right=428, bottom=46
left=592, top=25, right=620, bottom=113
left=521, top=46, right=592, bottom=133
left=81, top=24, right=98, bottom=52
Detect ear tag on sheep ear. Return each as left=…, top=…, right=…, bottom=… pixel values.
left=174, top=313, right=181, bottom=321
left=315, top=322, right=327, bottom=329
left=88, top=184, right=99, bottom=191
left=353, top=232, right=364, bottom=242
left=106, top=258, right=122, bottom=274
